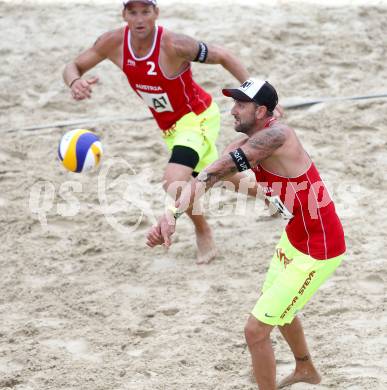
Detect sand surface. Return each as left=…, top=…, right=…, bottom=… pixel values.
left=0, top=0, right=386, bottom=389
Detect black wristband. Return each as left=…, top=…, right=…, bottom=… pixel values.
left=194, top=42, right=208, bottom=63
left=229, top=148, right=251, bottom=172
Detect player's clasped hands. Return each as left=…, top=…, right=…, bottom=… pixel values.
left=71, top=76, right=99, bottom=100
left=146, top=212, right=176, bottom=249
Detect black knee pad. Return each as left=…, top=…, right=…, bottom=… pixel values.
left=169, top=145, right=200, bottom=170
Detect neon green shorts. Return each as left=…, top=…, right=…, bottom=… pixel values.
left=162, top=102, right=220, bottom=173
left=252, top=231, right=344, bottom=326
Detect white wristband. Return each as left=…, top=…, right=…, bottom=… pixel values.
left=167, top=206, right=184, bottom=220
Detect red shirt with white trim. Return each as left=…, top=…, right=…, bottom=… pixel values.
left=122, top=25, right=212, bottom=131
left=252, top=119, right=346, bottom=260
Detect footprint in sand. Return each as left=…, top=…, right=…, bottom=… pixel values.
left=324, top=306, right=350, bottom=317
left=357, top=274, right=385, bottom=295
left=159, top=308, right=180, bottom=317
left=0, top=148, right=27, bottom=162
left=132, top=329, right=155, bottom=339
left=0, top=378, right=22, bottom=388
left=41, top=338, right=102, bottom=362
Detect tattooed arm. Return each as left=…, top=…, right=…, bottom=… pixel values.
left=192, top=124, right=287, bottom=191
left=240, top=124, right=287, bottom=167
left=146, top=124, right=287, bottom=248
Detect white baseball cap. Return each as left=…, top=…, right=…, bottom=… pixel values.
left=123, top=0, right=157, bottom=6
left=222, top=79, right=278, bottom=112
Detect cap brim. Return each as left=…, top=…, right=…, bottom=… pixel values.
left=222, top=88, right=253, bottom=102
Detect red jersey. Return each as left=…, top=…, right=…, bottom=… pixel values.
left=252, top=120, right=346, bottom=260
left=122, top=25, right=212, bottom=131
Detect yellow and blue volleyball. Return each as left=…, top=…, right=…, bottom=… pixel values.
left=58, top=129, right=103, bottom=173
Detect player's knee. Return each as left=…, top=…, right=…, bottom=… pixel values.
left=244, top=316, right=270, bottom=347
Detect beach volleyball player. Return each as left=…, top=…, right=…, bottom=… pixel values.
left=147, top=79, right=346, bottom=389
left=63, top=0, right=260, bottom=264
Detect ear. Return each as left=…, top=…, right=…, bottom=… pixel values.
left=154, top=6, right=160, bottom=18
left=122, top=8, right=127, bottom=21
left=255, top=105, right=268, bottom=120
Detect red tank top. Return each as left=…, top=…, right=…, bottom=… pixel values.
left=122, top=25, right=212, bottom=131
left=252, top=119, right=346, bottom=260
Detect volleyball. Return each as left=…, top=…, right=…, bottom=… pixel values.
left=58, top=129, right=103, bottom=173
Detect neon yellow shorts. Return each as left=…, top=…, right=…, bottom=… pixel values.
left=252, top=231, right=344, bottom=326
left=162, top=102, right=220, bottom=173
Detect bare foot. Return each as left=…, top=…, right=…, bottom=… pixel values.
left=278, top=369, right=321, bottom=389
left=195, top=228, right=217, bottom=264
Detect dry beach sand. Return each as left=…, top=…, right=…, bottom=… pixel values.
left=0, top=0, right=386, bottom=389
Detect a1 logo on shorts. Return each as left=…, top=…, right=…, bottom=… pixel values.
left=137, top=90, right=174, bottom=113
left=276, top=248, right=293, bottom=268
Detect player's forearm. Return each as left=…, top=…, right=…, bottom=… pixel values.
left=63, top=62, right=83, bottom=88
left=175, top=155, right=238, bottom=213
left=204, top=45, right=248, bottom=83
left=174, top=179, right=205, bottom=216
left=219, top=52, right=249, bottom=84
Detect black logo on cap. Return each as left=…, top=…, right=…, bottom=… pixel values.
left=241, top=81, right=253, bottom=89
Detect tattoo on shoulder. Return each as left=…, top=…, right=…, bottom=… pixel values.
left=247, top=125, right=287, bottom=165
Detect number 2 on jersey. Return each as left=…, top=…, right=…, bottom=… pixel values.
left=147, top=61, right=157, bottom=76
